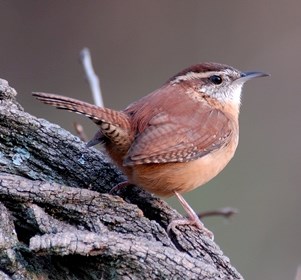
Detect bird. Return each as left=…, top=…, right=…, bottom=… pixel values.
left=33, top=62, right=269, bottom=239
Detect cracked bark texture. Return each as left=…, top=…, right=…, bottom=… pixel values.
left=0, top=78, right=243, bottom=280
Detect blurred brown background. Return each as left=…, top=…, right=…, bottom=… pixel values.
left=0, top=1, right=300, bottom=279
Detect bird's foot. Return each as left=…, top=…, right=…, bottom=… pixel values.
left=170, top=191, right=214, bottom=240
left=167, top=217, right=214, bottom=240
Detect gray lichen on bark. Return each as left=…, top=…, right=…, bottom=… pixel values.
left=0, top=79, right=243, bottom=279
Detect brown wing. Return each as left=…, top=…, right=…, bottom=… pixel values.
left=123, top=86, right=233, bottom=166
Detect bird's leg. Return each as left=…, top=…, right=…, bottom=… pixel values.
left=109, top=180, right=131, bottom=194
left=167, top=191, right=214, bottom=240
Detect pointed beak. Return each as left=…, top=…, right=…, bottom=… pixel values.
left=238, top=71, right=270, bottom=83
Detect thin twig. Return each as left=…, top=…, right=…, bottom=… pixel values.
left=80, top=48, right=104, bottom=107
left=73, top=122, right=88, bottom=142
left=197, top=207, right=239, bottom=219
left=295, top=265, right=301, bottom=280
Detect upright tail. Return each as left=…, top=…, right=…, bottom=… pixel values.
left=33, top=92, right=132, bottom=148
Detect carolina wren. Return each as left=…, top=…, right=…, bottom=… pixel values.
left=33, top=62, right=269, bottom=239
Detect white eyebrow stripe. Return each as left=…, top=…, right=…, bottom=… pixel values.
left=171, top=71, right=223, bottom=84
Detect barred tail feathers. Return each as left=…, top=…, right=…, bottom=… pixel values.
left=32, top=92, right=131, bottom=130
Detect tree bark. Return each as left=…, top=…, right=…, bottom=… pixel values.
left=0, top=79, right=243, bottom=279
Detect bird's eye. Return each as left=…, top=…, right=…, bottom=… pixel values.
left=209, top=75, right=223, bottom=85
